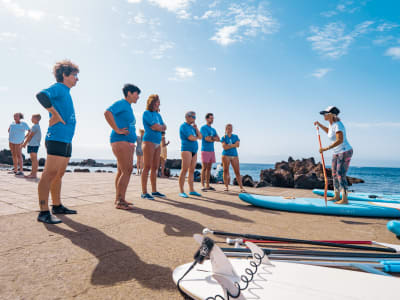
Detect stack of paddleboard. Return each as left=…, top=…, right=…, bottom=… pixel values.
left=173, top=228, right=400, bottom=300
left=238, top=190, right=400, bottom=217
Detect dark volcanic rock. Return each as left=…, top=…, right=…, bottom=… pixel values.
left=257, top=157, right=363, bottom=190
left=74, top=168, right=90, bottom=173
left=165, top=159, right=201, bottom=169
left=233, top=175, right=255, bottom=187
left=0, top=149, right=25, bottom=165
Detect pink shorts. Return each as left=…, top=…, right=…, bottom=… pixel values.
left=201, top=151, right=216, bottom=163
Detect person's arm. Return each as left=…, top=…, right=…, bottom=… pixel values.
left=213, top=134, right=220, bottom=142
left=314, top=121, right=328, bottom=134
left=104, top=110, right=129, bottom=135
left=166, top=140, right=170, bottom=146
left=320, top=131, right=343, bottom=153
left=150, top=124, right=166, bottom=132
left=194, top=124, right=202, bottom=140
left=205, top=136, right=214, bottom=142
left=36, top=92, right=66, bottom=126
left=221, top=142, right=235, bottom=150
left=22, top=131, right=35, bottom=148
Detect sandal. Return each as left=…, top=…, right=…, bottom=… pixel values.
left=240, top=189, right=247, bottom=193
left=115, top=199, right=134, bottom=210
left=223, top=187, right=229, bottom=192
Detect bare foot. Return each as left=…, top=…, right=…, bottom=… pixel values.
left=334, top=199, right=348, bottom=205
left=24, top=174, right=37, bottom=179
left=328, top=197, right=340, bottom=201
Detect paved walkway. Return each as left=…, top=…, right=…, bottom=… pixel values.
left=0, top=170, right=397, bottom=299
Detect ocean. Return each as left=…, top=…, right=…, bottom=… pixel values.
left=76, top=160, right=400, bottom=195
left=2, top=159, right=399, bottom=195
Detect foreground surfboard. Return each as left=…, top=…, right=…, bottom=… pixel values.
left=313, top=189, right=400, bottom=203
left=173, top=258, right=400, bottom=300
left=239, top=193, right=400, bottom=218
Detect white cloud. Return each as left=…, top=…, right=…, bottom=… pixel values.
left=373, top=35, right=394, bottom=46
left=208, top=67, right=216, bottom=71
left=169, top=67, right=194, bottom=80
left=311, top=68, right=332, bottom=78
left=211, top=25, right=238, bottom=46
left=210, top=3, right=279, bottom=46
left=307, top=21, right=374, bottom=59
left=2, top=0, right=45, bottom=21
left=0, top=86, right=8, bottom=92
left=148, top=0, right=193, bottom=19
left=376, top=22, right=400, bottom=32
left=0, top=32, right=17, bottom=41
left=321, top=1, right=363, bottom=17
left=150, top=41, right=174, bottom=59
left=127, top=0, right=142, bottom=3
left=58, top=16, right=81, bottom=32
left=132, top=12, right=146, bottom=24
left=120, top=33, right=132, bottom=40
left=385, top=47, right=400, bottom=60
left=348, top=122, right=400, bottom=128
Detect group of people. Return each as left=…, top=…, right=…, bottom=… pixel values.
left=104, top=88, right=246, bottom=210
left=8, top=113, right=42, bottom=179
left=7, top=60, right=353, bottom=224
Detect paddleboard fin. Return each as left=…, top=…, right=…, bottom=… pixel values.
left=245, top=241, right=274, bottom=267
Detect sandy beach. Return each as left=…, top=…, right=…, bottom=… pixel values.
left=0, top=170, right=398, bottom=299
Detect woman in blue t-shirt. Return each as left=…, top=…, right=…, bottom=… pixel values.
left=221, top=124, right=245, bottom=192
left=178, top=111, right=202, bottom=198
left=141, top=94, right=167, bottom=200
left=105, top=84, right=140, bottom=210
left=8, top=112, right=30, bottom=175
left=314, top=106, right=353, bottom=204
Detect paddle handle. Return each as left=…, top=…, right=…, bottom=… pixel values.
left=316, top=125, right=328, bottom=204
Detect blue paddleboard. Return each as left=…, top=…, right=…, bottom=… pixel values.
left=313, top=189, right=400, bottom=203
left=239, top=193, right=400, bottom=218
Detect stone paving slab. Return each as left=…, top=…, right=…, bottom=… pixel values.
left=0, top=170, right=398, bottom=299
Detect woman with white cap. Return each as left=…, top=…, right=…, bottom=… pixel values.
left=314, top=106, right=353, bottom=204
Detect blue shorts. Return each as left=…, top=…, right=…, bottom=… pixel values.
left=27, top=146, right=39, bottom=153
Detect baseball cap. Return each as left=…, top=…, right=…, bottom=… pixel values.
left=320, top=106, right=340, bottom=115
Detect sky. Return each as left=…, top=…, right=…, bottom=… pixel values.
left=0, top=0, right=399, bottom=167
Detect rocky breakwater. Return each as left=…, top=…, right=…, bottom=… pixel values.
left=257, top=157, right=364, bottom=189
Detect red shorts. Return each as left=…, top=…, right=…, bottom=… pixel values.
left=201, top=151, right=216, bottom=163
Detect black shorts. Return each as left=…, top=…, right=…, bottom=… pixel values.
left=27, top=146, right=39, bottom=153
left=45, top=140, right=72, bottom=157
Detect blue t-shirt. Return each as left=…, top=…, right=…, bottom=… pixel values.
left=41, top=83, right=76, bottom=143
left=107, top=99, right=137, bottom=143
left=200, top=125, right=218, bottom=152
left=221, top=134, right=240, bottom=156
left=180, top=122, right=198, bottom=153
left=143, top=111, right=164, bottom=144
left=28, top=124, right=42, bottom=147
left=9, top=122, right=30, bottom=144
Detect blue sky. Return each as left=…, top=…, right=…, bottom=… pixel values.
left=0, top=0, right=399, bottom=167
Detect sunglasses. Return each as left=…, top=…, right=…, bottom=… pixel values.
left=189, top=115, right=196, bottom=119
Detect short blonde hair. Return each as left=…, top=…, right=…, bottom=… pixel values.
left=32, top=114, right=41, bottom=121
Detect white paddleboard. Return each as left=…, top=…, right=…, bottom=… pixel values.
left=173, top=258, right=400, bottom=300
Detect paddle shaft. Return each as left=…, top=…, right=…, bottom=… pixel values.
left=221, top=247, right=400, bottom=258
left=210, top=229, right=396, bottom=253
left=316, top=126, right=328, bottom=204
left=239, top=239, right=373, bottom=245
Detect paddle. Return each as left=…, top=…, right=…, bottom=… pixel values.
left=316, top=125, right=328, bottom=205
left=226, top=238, right=374, bottom=245
left=221, top=247, right=400, bottom=258
left=203, top=228, right=398, bottom=253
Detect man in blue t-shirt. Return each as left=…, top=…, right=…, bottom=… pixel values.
left=200, top=113, right=219, bottom=191
left=35, top=60, right=79, bottom=224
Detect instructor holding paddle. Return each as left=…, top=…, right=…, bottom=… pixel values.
left=314, top=106, right=353, bottom=205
